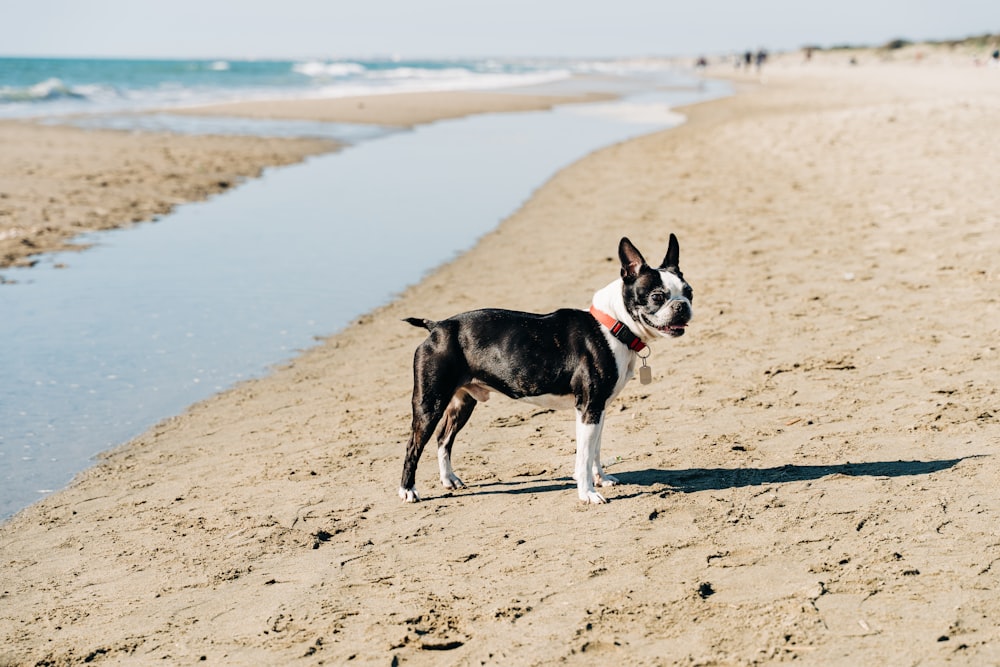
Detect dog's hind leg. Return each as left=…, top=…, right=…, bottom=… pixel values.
left=400, top=330, right=466, bottom=503
left=399, top=414, right=440, bottom=503
left=436, top=390, right=477, bottom=490
left=400, top=395, right=446, bottom=502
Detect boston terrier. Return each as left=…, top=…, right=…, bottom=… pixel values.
left=399, top=234, right=692, bottom=504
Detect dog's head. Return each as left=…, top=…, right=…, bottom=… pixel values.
left=618, top=234, right=693, bottom=338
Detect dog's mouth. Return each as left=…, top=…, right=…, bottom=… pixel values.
left=643, top=314, right=688, bottom=337
left=659, top=323, right=687, bottom=337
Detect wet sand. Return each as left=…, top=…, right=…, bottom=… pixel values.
left=2, top=56, right=1000, bottom=665
left=171, top=88, right=616, bottom=126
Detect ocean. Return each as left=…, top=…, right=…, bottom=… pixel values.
left=0, top=55, right=669, bottom=119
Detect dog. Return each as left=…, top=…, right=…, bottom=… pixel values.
left=399, top=234, right=692, bottom=504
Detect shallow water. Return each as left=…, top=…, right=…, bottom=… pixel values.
left=0, top=80, right=729, bottom=518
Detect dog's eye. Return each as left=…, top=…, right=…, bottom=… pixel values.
left=650, top=292, right=666, bottom=306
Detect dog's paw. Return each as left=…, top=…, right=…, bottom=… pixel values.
left=578, top=490, right=608, bottom=505
left=441, top=473, right=465, bottom=490
left=595, top=473, right=619, bottom=487
left=398, top=487, right=421, bottom=503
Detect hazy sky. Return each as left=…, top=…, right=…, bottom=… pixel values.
left=3, top=0, right=996, bottom=59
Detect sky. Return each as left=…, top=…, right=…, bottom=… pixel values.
left=2, top=0, right=996, bottom=60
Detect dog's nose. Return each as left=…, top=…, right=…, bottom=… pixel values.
left=670, top=299, right=691, bottom=320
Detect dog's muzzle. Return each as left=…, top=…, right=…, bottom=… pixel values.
left=659, top=300, right=691, bottom=337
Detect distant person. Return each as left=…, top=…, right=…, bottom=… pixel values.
left=695, top=56, right=708, bottom=70
left=993, top=49, right=999, bottom=67
left=755, top=49, right=768, bottom=72
left=744, top=50, right=753, bottom=69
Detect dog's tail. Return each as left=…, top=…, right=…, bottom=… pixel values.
left=403, top=317, right=437, bottom=331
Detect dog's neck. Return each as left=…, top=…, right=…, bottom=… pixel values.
left=591, top=278, right=655, bottom=348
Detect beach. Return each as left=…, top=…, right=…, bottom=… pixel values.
left=2, top=51, right=1000, bottom=667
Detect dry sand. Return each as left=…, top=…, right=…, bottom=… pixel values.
left=2, top=58, right=1000, bottom=665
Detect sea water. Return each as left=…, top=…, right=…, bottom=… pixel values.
left=0, top=55, right=686, bottom=119
left=0, top=61, right=728, bottom=518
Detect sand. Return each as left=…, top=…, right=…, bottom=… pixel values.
left=2, top=56, right=1000, bottom=665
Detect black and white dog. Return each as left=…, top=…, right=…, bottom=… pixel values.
left=400, top=235, right=692, bottom=504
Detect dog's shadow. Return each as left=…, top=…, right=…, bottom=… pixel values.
left=613, top=457, right=978, bottom=496
left=460, top=456, right=980, bottom=500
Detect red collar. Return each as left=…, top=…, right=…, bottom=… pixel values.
left=589, top=305, right=647, bottom=352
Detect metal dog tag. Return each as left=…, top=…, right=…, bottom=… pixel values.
left=639, top=362, right=652, bottom=385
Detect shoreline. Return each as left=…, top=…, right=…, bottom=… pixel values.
left=3, top=57, right=1000, bottom=664
left=0, top=87, right=609, bottom=272
left=0, top=121, right=337, bottom=270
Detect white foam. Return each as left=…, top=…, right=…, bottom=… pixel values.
left=0, top=78, right=85, bottom=102
left=293, top=61, right=366, bottom=78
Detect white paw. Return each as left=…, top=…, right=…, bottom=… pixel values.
left=441, top=474, right=465, bottom=490
left=398, top=487, right=421, bottom=503
left=578, top=490, right=608, bottom=505
left=596, top=473, right=619, bottom=487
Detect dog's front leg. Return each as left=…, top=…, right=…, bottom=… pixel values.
left=574, top=409, right=607, bottom=504
left=592, top=433, right=619, bottom=488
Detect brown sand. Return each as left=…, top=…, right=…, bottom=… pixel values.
left=2, top=59, right=1000, bottom=665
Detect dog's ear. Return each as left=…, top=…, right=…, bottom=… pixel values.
left=659, top=233, right=680, bottom=270
left=619, top=237, right=646, bottom=281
